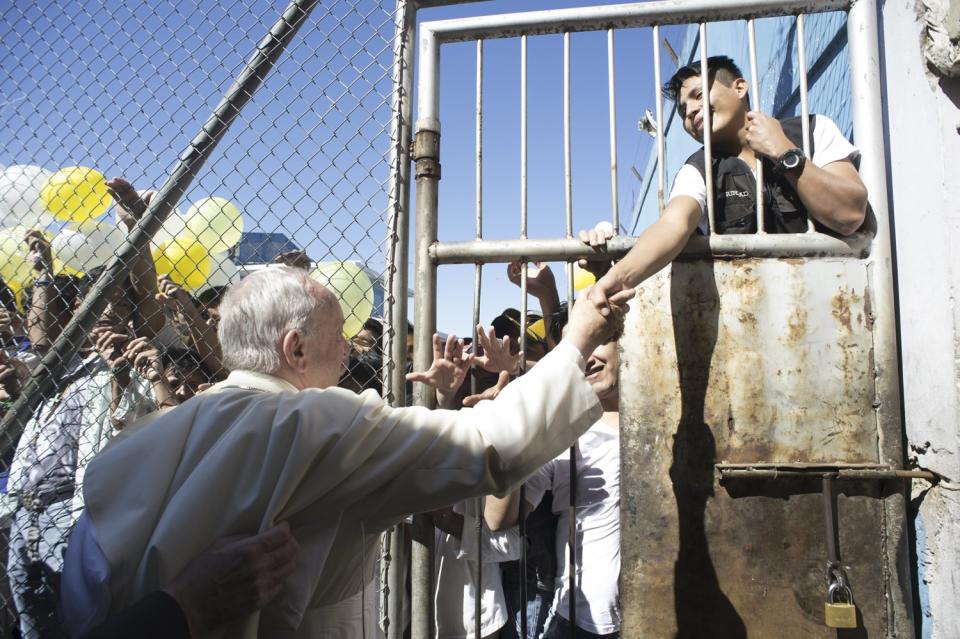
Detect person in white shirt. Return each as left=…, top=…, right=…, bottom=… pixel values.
left=61, top=264, right=632, bottom=638
left=485, top=335, right=621, bottom=638
left=579, top=55, right=868, bottom=316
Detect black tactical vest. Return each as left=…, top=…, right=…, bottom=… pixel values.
left=685, top=115, right=814, bottom=234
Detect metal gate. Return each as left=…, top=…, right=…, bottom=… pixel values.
left=410, top=0, right=912, bottom=637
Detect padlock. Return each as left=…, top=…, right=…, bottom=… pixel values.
left=824, top=582, right=857, bottom=628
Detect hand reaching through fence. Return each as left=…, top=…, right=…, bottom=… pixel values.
left=406, top=333, right=474, bottom=408
left=461, top=370, right=509, bottom=408
left=473, top=324, right=521, bottom=376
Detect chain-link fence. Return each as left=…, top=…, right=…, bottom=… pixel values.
left=0, top=0, right=407, bottom=635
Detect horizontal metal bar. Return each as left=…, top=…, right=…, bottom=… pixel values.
left=430, top=231, right=872, bottom=264
left=717, top=462, right=888, bottom=470
left=421, top=0, right=850, bottom=44
left=718, top=469, right=937, bottom=481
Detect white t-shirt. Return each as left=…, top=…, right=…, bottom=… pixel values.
left=525, top=419, right=620, bottom=635
left=669, top=114, right=860, bottom=233
left=434, top=497, right=523, bottom=639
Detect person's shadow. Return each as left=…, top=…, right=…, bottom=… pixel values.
left=669, top=260, right=747, bottom=638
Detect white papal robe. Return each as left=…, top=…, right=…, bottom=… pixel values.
left=61, top=341, right=601, bottom=638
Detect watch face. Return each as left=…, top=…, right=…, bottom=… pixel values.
left=783, top=150, right=802, bottom=169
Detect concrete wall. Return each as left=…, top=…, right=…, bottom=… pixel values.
left=881, top=1, right=960, bottom=637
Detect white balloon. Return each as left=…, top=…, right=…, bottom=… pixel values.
left=52, top=221, right=127, bottom=271
left=0, top=165, right=55, bottom=229
left=199, top=251, right=240, bottom=291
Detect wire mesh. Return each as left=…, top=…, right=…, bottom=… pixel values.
left=0, top=1, right=402, bottom=635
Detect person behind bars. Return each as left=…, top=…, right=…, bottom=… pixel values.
left=580, top=55, right=868, bottom=311
left=61, top=264, right=631, bottom=638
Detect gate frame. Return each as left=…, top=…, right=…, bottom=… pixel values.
left=407, top=0, right=910, bottom=636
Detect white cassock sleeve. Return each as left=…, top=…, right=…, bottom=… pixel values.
left=74, top=339, right=602, bottom=636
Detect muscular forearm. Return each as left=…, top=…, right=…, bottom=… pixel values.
left=606, top=200, right=699, bottom=289
left=785, top=164, right=867, bottom=236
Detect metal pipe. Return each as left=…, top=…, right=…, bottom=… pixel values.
left=410, top=128, right=442, bottom=639
left=430, top=231, right=872, bottom=264
left=518, top=35, right=530, bottom=639
left=717, top=469, right=938, bottom=481
left=473, top=37, right=484, bottom=639
left=847, top=2, right=912, bottom=633
left=0, top=0, right=323, bottom=446
left=386, top=0, right=416, bottom=409
left=653, top=24, right=666, bottom=215
left=607, top=29, right=620, bottom=233
left=564, top=32, right=573, bottom=237
left=699, top=25, right=716, bottom=234
left=847, top=0, right=903, bottom=480
left=747, top=18, right=765, bottom=233
left=420, top=0, right=851, bottom=44
left=384, top=4, right=417, bottom=634
left=796, top=13, right=815, bottom=233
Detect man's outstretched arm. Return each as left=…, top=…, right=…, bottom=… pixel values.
left=581, top=194, right=702, bottom=315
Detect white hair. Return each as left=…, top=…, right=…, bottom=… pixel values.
left=218, top=265, right=329, bottom=374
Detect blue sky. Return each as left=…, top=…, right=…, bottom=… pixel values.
left=0, top=0, right=685, bottom=337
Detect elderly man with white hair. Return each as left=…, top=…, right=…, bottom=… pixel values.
left=61, top=264, right=630, bottom=638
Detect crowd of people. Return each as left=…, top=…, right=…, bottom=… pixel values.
left=0, top=55, right=867, bottom=638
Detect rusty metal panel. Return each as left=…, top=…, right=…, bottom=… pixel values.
left=620, top=258, right=891, bottom=637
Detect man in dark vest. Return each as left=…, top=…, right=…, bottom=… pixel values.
left=580, top=55, right=868, bottom=312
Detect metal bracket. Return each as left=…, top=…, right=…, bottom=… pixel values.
left=414, top=130, right=441, bottom=179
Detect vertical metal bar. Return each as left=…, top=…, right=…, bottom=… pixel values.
left=564, top=32, right=573, bottom=239
left=518, top=32, right=530, bottom=639
left=652, top=25, right=666, bottom=216
left=563, top=31, right=577, bottom=637
left=384, top=4, right=416, bottom=635
left=473, top=36, right=484, bottom=639
left=0, top=0, right=325, bottom=444
left=412, top=26, right=441, bottom=639
left=607, top=28, right=620, bottom=233
left=846, top=1, right=912, bottom=633
left=747, top=18, right=766, bottom=233
left=796, top=13, right=815, bottom=232
left=385, top=0, right=415, bottom=409
left=699, top=24, right=716, bottom=234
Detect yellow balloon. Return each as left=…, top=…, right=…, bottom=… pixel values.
left=184, top=197, right=244, bottom=254
left=310, top=261, right=374, bottom=339
left=572, top=262, right=597, bottom=292
left=40, top=166, right=111, bottom=223
left=0, top=228, right=33, bottom=289
left=154, top=235, right=211, bottom=292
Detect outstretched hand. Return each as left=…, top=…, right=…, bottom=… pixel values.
left=473, top=324, right=521, bottom=375
left=506, top=261, right=558, bottom=301
left=577, top=222, right=616, bottom=279
left=123, top=336, right=164, bottom=383
left=406, top=333, right=474, bottom=405
left=105, top=177, right=148, bottom=231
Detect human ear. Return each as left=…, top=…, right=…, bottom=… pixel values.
left=280, top=330, right=306, bottom=371
left=734, top=77, right=749, bottom=99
